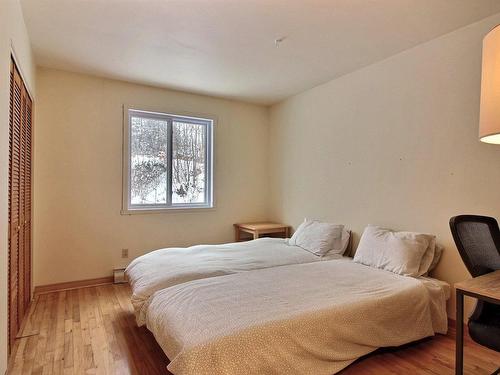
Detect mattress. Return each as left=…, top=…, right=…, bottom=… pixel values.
left=145, top=259, right=449, bottom=375
left=125, top=238, right=346, bottom=326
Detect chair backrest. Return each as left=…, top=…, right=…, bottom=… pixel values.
left=449, top=215, right=500, bottom=277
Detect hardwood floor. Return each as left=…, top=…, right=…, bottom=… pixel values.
left=8, top=284, right=169, bottom=374
left=8, top=284, right=500, bottom=374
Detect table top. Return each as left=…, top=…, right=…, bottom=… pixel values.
left=234, top=222, right=288, bottom=231
left=455, top=270, right=500, bottom=301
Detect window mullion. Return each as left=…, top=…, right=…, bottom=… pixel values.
left=166, top=118, right=173, bottom=206
left=127, top=112, right=133, bottom=210
left=204, top=123, right=210, bottom=204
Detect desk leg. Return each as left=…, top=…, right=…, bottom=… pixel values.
left=456, top=290, right=464, bottom=375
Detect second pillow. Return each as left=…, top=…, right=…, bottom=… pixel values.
left=289, top=219, right=344, bottom=257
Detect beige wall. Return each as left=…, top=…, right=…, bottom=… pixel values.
left=34, top=68, right=269, bottom=286
left=0, top=0, right=35, bottom=371
left=269, top=13, right=500, bottom=318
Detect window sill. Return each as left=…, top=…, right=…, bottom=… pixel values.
left=120, top=206, right=216, bottom=215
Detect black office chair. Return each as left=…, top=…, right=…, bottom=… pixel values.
left=449, top=215, right=500, bottom=370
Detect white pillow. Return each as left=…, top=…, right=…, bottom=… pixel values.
left=338, top=228, right=351, bottom=255
left=289, top=219, right=344, bottom=257
left=417, top=236, right=436, bottom=276
left=353, top=225, right=436, bottom=277
left=426, top=243, right=444, bottom=274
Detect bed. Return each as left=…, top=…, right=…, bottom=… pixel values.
left=126, top=234, right=350, bottom=326
left=145, top=258, right=449, bottom=375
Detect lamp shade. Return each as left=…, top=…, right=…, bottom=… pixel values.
left=480, top=25, right=500, bottom=144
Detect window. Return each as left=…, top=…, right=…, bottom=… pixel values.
left=123, top=108, right=213, bottom=212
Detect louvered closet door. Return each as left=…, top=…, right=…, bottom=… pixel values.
left=23, top=94, right=32, bottom=311
left=9, top=62, right=22, bottom=347
left=8, top=59, right=33, bottom=350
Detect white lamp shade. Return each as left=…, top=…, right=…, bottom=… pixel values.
left=480, top=25, right=500, bottom=144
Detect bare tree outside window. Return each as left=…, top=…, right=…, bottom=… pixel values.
left=172, top=121, right=206, bottom=203
left=130, top=117, right=168, bottom=204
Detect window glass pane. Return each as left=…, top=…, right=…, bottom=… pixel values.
left=172, top=120, right=207, bottom=204
left=130, top=116, right=168, bottom=205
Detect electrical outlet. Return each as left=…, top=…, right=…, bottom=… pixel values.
left=121, top=248, right=129, bottom=258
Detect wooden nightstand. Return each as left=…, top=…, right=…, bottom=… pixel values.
left=233, top=222, right=290, bottom=242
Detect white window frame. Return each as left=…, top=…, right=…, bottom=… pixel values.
left=122, top=106, right=214, bottom=214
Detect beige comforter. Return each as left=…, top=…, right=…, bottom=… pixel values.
left=145, top=259, right=448, bottom=375
left=126, top=238, right=345, bottom=326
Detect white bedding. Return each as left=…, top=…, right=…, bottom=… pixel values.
left=145, top=259, right=449, bottom=375
left=126, top=238, right=345, bottom=326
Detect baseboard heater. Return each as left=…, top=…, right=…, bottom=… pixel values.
left=113, top=268, right=127, bottom=284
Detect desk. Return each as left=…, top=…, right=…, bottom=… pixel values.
left=454, top=270, right=500, bottom=375
left=233, top=222, right=290, bottom=242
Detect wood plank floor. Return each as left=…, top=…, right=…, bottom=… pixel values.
left=8, top=284, right=500, bottom=374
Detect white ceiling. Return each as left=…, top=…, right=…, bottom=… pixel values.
left=21, top=0, right=500, bottom=105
